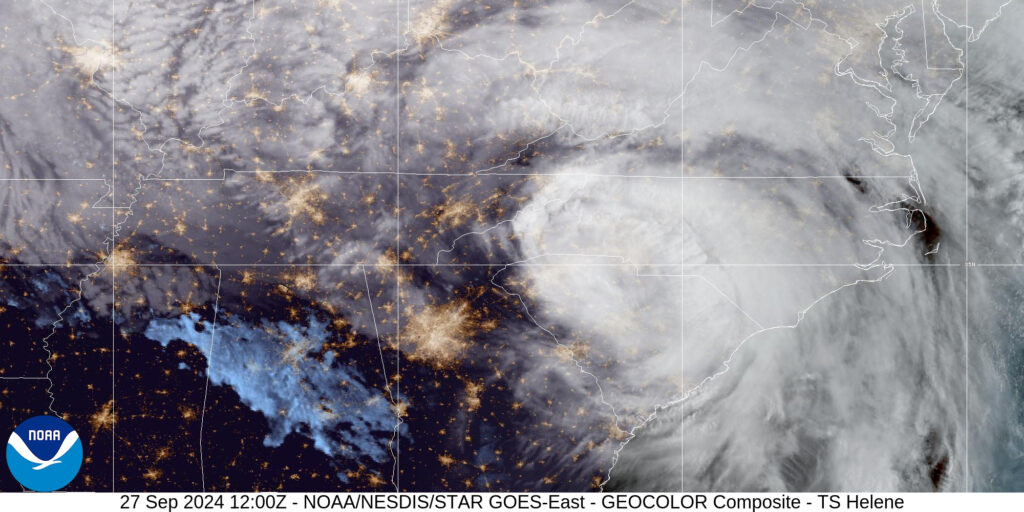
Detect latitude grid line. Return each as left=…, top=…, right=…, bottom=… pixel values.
left=9, top=263, right=1024, bottom=267
left=3, top=175, right=922, bottom=181
left=9, top=263, right=1022, bottom=267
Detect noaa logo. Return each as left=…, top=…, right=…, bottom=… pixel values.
left=6, top=415, right=82, bottom=491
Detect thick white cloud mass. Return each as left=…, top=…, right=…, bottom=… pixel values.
left=507, top=0, right=1024, bottom=492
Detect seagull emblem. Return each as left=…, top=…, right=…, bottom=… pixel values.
left=7, top=431, right=79, bottom=470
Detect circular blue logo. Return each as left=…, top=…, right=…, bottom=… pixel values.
left=6, top=415, right=83, bottom=492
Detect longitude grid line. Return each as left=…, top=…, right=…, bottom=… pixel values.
left=395, top=0, right=402, bottom=492
left=110, top=0, right=116, bottom=493
left=964, top=0, right=970, bottom=493
left=680, top=0, right=685, bottom=494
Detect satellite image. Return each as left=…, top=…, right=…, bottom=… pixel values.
left=0, top=0, right=1021, bottom=495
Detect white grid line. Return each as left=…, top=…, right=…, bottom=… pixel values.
left=394, top=0, right=402, bottom=492
left=144, top=172, right=917, bottom=181
left=964, top=0, right=971, bottom=493
left=110, top=0, right=117, bottom=492
left=3, top=262, right=1020, bottom=268
left=680, top=0, right=686, bottom=493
